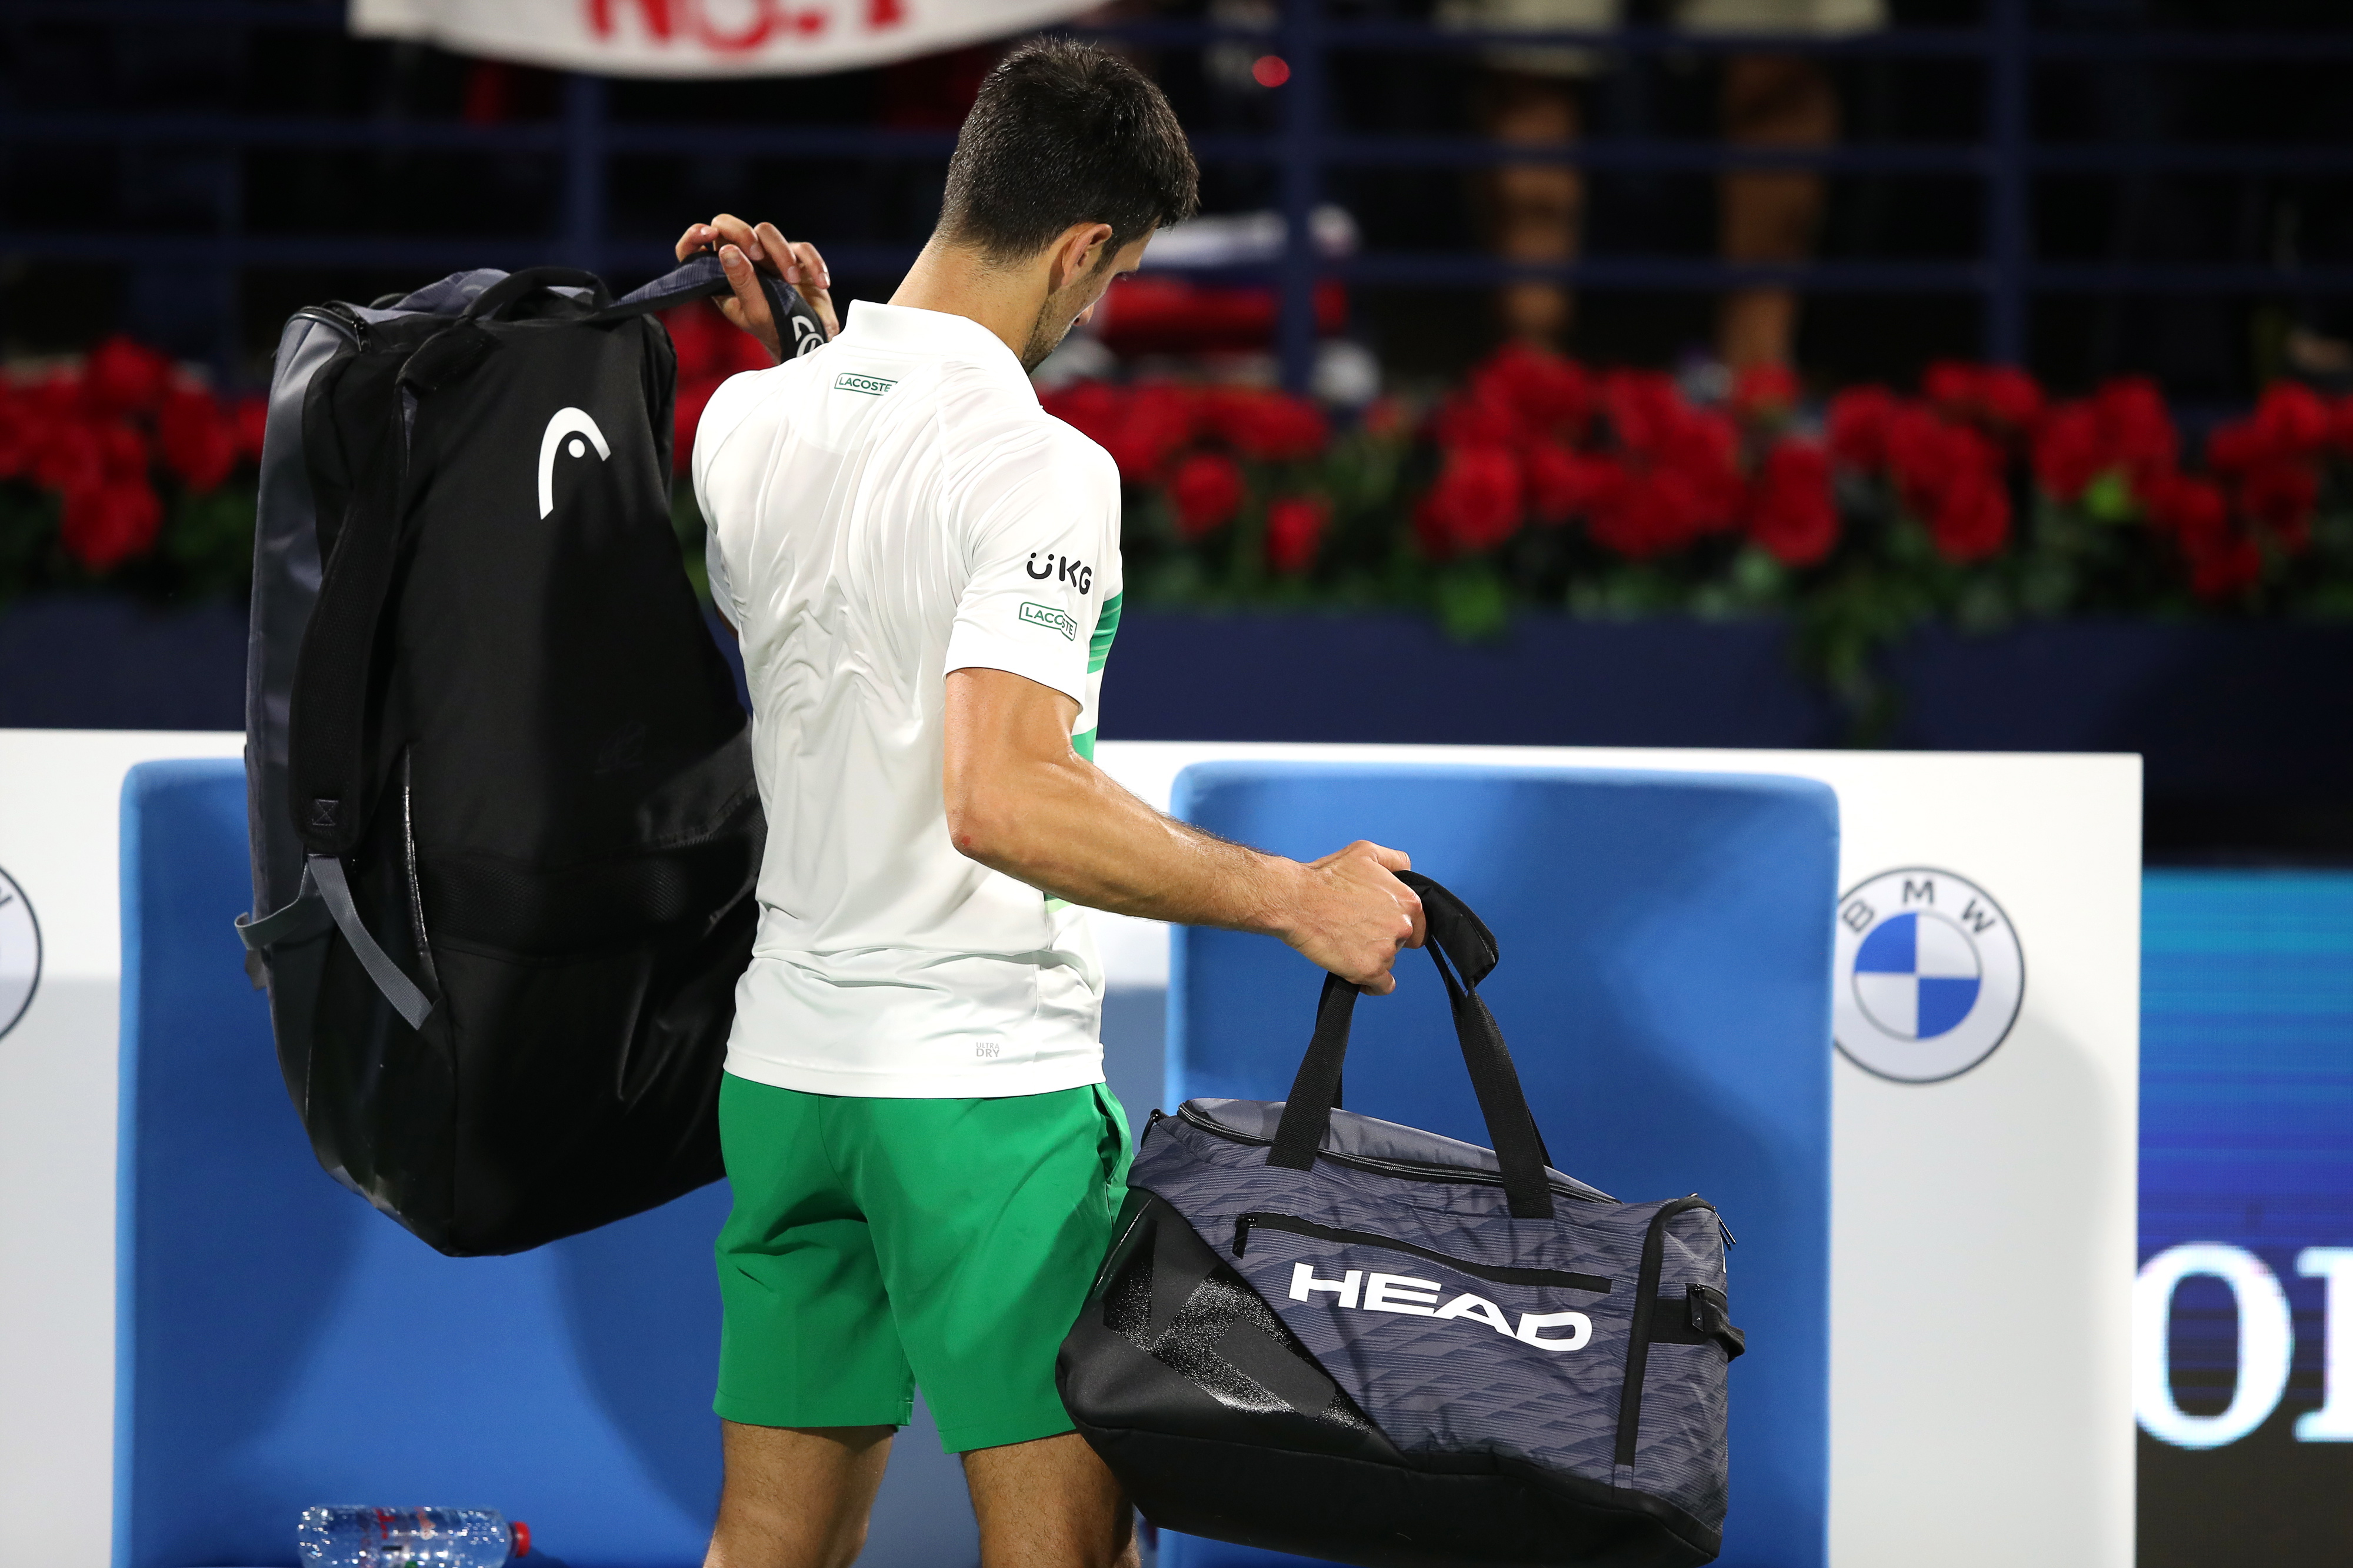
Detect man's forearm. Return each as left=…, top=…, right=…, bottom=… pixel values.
left=950, top=749, right=1301, bottom=935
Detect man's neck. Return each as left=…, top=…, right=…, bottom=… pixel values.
left=888, top=236, right=1043, bottom=363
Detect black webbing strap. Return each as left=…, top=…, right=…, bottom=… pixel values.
left=599, top=252, right=828, bottom=359
left=460, top=265, right=611, bottom=319
left=1268, top=872, right=1557, bottom=1219
left=458, top=256, right=826, bottom=359
left=285, top=386, right=405, bottom=859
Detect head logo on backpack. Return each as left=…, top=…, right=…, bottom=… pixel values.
left=235, top=257, right=826, bottom=1256
left=537, top=406, right=612, bottom=518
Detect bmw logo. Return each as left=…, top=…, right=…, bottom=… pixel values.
left=0, top=863, right=39, bottom=1042
left=1833, top=868, right=2024, bottom=1083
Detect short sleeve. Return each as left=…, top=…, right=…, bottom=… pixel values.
left=703, top=522, right=737, bottom=626
left=691, top=369, right=768, bottom=631
left=942, top=431, right=1119, bottom=706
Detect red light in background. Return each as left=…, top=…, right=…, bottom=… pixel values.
left=1252, top=55, right=1291, bottom=88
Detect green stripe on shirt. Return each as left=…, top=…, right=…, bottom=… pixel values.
left=1088, top=592, right=1122, bottom=675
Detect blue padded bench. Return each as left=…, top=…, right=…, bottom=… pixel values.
left=114, top=760, right=974, bottom=1568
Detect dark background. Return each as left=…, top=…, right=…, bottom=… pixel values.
left=6, top=0, right=2353, bottom=402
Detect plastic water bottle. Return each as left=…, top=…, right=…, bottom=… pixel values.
left=296, top=1506, right=529, bottom=1567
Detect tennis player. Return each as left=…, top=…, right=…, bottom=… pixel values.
left=678, top=39, right=1424, bottom=1568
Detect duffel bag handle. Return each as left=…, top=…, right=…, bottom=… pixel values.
left=463, top=255, right=825, bottom=361
left=596, top=251, right=828, bottom=359
left=461, top=265, right=614, bottom=320
left=1268, top=872, right=1559, bottom=1220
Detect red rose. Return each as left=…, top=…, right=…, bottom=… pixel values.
left=1264, top=495, right=1331, bottom=573
left=2139, top=472, right=2227, bottom=545
left=2238, top=461, right=2317, bottom=552
left=1659, top=408, right=1745, bottom=533
left=2095, top=377, right=2178, bottom=485
left=1524, top=440, right=1605, bottom=525
left=2185, top=531, right=2263, bottom=601
left=1884, top=403, right=1992, bottom=516
left=1104, top=383, right=1200, bottom=481
left=663, top=302, right=731, bottom=383
left=2332, top=395, right=2353, bottom=456
left=1431, top=385, right=1524, bottom=452
left=233, top=395, right=270, bottom=459
left=1729, top=363, right=1801, bottom=425
left=1588, top=466, right=1699, bottom=559
left=1205, top=388, right=1325, bottom=463
left=1478, top=342, right=1592, bottom=438
left=157, top=388, right=238, bottom=493
left=1922, top=361, right=1978, bottom=413
left=1418, top=446, right=1523, bottom=558
left=1825, top=386, right=1897, bottom=471
left=31, top=417, right=103, bottom=494
left=2031, top=403, right=2105, bottom=502
left=0, top=391, right=26, bottom=481
left=2204, top=417, right=2270, bottom=475
left=1921, top=362, right=2044, bottom=433
left=673, top=376, right=720, bottom=473
left=101, top=421, right=149, bottom=481
left=1747, top=441, right=1838, bottom=566
left=83, top=336, right=171, bottom=417
left=1041, top=380, right=1123, bottom=443
left=1976, top=365, right=2045, bottom=430
left=1168, top=451, right=1245, bottom=539
left=1601, top=369, right=1684, bottom=454
left=60, top=476, right=164, bottom=571
left=2252, top=381, right=2331, bottom=459
left=1929, top=468, right=2010, bottom=562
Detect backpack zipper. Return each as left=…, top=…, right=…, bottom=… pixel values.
left=1231, top=1211, right=1612, bottom=1293
left=294, top=302, right=369, bottom=346
left=1174, top=1101, right=1614, bottom=1203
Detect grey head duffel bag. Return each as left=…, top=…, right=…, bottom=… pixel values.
left=1057, top=872, right=1745, bottom=1568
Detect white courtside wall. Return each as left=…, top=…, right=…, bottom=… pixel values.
left=0, top=732, right=2137, bottom=1568
left=0, top=730, right=245, bottom=1568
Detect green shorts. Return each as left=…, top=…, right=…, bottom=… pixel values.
left=713, top=1073, right=1132, bottom=1453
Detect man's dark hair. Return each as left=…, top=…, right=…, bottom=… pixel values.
left=939, top=37, right=1200, bottom=264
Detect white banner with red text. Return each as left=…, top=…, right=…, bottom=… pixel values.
left=351, top=0, right=1092, bottom=77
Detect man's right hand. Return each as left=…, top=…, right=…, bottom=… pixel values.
left=1277, top=841, right=1425, bottom=995
left=674, top=213, right=837, bottom=362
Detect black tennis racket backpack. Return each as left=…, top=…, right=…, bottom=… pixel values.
left=236, top=258, right=822, bottom=1256
left=1058, top=873, right=1745, bottom=1568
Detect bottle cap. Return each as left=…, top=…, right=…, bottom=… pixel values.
left=511, top=1521, right=531, bottom=1560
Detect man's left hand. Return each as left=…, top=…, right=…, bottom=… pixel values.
left=674, top=213, right=836, bottom=362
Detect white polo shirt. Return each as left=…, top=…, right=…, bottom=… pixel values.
left=691, top=300, right=1124, bottom=1098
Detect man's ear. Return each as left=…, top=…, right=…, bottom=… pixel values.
left=1049, top=222, right=1118, bottom=293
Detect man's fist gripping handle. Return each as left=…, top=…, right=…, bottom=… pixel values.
left=1271, top=840, right=1425, bottom=996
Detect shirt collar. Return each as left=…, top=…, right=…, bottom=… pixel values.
left=837, top=301, right=1035, bottom=401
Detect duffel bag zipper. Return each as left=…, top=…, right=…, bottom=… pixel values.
left=1232, top=1211, right=1612, bottom=1293
left=1614, top=1193, right=1722, bottom=1479
left=1175, top=1102, right=1614, bottom=1203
